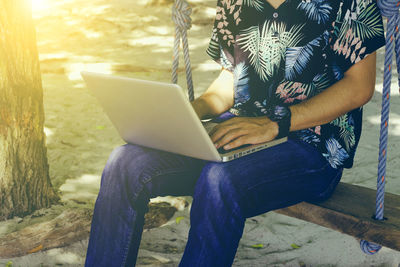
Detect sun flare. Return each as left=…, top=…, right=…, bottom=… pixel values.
left=31, top=0, right=49, bottom=13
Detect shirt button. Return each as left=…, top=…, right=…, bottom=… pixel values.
left=273, top=12, right=279, bottom=19
left=324, top=64, right=328, bottom=68
left=322, top=53, right=327, bottom=59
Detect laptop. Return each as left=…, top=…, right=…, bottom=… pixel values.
left=81, top=72, right=287, bottom=162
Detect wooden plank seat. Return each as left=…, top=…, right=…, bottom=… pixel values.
left=274, top=182, right=400, bottom=251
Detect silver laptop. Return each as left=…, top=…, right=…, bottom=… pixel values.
left=81, top=72, right=287, bottom=162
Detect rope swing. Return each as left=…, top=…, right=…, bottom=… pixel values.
left=170, top=0, right=399, bottom=256
left=171, top=0, right=195, bottom=102
left=360, top=0, right=400, bottom=255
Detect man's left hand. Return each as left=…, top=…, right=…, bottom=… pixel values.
left=209, top=117, right=279, bottom=150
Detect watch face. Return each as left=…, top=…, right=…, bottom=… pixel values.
left=269, top=105, right=290, bottom=121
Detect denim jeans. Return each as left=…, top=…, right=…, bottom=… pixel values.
left=85, top=123, right=343, bottom=267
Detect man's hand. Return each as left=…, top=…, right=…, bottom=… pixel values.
left=209, top=117, right=279, bottom=150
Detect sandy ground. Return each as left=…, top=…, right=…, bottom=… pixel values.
left=1, top=0, right=400, bottom=266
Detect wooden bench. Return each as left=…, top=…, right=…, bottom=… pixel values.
left=275, top=182, right=400, bottom=251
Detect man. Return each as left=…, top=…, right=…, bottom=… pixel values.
left=85, top=0, right=385, bottom=266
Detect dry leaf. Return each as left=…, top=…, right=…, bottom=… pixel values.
left=28, top=244, right=43, bottom=254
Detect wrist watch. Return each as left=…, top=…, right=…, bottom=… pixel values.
left=266, top=105, right=292, bottom=139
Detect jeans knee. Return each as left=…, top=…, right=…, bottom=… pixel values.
left=191, top=163, right=244, bottom=224
left=99, top=144, right=153, bottom=202
left=106, top=144, right=142, bottom=171
left=194, top=163, right=238, bottom=203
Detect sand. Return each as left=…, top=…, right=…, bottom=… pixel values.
left=0, top=0, right=400, bottom=266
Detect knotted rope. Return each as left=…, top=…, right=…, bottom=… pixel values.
left=172, top=0, right=194, bottom=101
left=359, top=0, right=400, bottom=255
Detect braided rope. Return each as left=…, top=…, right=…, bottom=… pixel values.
left=172, top=0, right=194, bottom=101
left=170, top=0, right=397, bottom=256
left=358, top=0, right=400, bottom=255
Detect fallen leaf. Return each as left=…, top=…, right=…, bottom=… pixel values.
left=175, top=216, right=184, bottom=224
left=291, top=243, right=301, bottom=249
left=96, top=125, right=105, bottom=130
left=250, top=243, right=264, bottom=249
left=28, top=244, right=43, bottom=254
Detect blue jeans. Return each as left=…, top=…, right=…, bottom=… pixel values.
left=85, top=134, right=343, bottom=267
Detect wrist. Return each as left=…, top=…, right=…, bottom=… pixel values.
left=267, top=118, right=279, bottom=139
left=266, top=105, right=292, bottom=138
left=256, top=116, right=279, bottom=139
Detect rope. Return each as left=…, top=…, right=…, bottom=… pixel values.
left=359, top=0, right=400, bottom=255
left=172, top=0, right=194, bottom=102
left=169, top=0, right=397, bottom=256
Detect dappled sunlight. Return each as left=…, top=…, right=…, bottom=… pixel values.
left=3, top=0, right=400, bottom=265
left=44, top=127, right=54, bottom=144
left=73, top=83, right=85, bottom=88
left=65, top=20, right=79, bottom=26
left=79, top=4, right=111, bottom=15
left=67, top=63, right=113, bottom=80
left=150, top=196, right=189, bottom=211
left=203, top=6, right=218, bottom=17
left=141, top=15, right=160, bottom=24
left=375, top=83, right=400, bottom=96
left=47, top=250, right=82, bottom=264
left=128, top=36, right=175, bottom=47
left=31, top=0, right=50, bottom=13
left=196, top=59, right=221, bottom=72
left=152, top=47, right=173, bottom=53
left=44, top=127, right=53, bottom=137
left=366, top=115, right=400, bottom=136
left=83, top=29, right=103, bottom=39
left=59, top=174, right=101, bottom=202
left=39, top=52, right=71, bottom=62
left=146, top=26, right=171, bottom=35
left=31, top=0, right=74, bottom=18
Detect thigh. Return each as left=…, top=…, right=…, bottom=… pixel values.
left=105, top=143, right=207, bottom=204
left=201, top=138, right=343, bottom=218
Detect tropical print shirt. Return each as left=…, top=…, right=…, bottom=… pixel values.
left=206, top=0, right=385, bottom=169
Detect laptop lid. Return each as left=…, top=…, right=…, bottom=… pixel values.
left=81, top=71, right=222, bottom=162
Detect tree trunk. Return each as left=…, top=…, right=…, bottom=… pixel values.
left=0, top=0, right=59, bottom=221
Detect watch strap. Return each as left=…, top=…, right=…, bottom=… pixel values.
left=267, top=105, right=292, bottom=139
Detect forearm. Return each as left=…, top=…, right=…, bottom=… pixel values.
left=289, top=53, right=376, bottom=132
left=191, top=69, right=234, bottom=120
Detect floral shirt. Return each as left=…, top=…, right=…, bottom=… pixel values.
left=206, top=0, right=385, bottom=169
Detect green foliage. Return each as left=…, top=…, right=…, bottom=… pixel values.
left=250, top=243, right=264, bottom=249
left=5, top=261, right=13, bottom=267
left=175, top=216, right=184, bottom=224
left=291, top=243, right=301, bottom=249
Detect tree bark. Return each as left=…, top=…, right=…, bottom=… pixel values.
left=0, top=0, right=59, bottom=221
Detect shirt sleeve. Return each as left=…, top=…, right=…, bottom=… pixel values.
left=329, top=0, right=385, bottom=73
left=206, top=0, right=239, bottom=72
